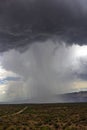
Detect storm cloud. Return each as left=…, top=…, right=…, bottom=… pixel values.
left=0, top=0, right=87, bottom=51
left=0, top=0, right=87, bottom=102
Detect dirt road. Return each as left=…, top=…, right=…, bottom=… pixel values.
left=1, top=106, right=28, bottom=118
left=12, top=106, right=28, bottom=116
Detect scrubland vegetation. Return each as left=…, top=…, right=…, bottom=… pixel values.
left=0, top=103, right=87, bottom=130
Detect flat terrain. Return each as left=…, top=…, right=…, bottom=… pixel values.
left=0, top=103, right=87, bottom=130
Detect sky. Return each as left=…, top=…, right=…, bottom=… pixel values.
left=0, top=0, right=87, bottom=102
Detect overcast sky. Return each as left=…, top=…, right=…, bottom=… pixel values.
left=0, top=0, right=87, bottom=102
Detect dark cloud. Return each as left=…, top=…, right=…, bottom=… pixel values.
left=78, top=74, right=87, bottom=81
left=75, top=58, right=87, bottom=81
left=0, top=0, right=87, bottom=51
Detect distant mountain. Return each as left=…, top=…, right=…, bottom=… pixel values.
left=27, top=91, right=87, bottom=103
left=57, top=91, right=87, bottom=103
left=0, top=91, right=87, bottom=104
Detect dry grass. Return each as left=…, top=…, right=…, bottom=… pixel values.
left=0, top=103, right=87, bottom=130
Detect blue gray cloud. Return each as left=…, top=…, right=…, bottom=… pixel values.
left=0, top=76, right=20, bottom=84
